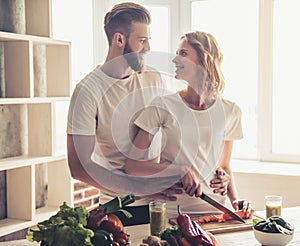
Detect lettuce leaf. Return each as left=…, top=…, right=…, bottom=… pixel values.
left=26, top=202, right=94, bottom=246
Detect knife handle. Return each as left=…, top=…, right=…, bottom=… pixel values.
left=199, top=192, right=206, bottom=200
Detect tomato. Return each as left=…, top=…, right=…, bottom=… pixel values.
left=108, top=213, right=124, bottom=231
left=221, top=210, right=247, bottom=221
left=196, top=215, right=221, bottom=224
left=100, top=219, right=122, bottom=234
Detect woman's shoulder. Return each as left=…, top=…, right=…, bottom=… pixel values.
left=152, top=92, right=180, bottom=104
left=220, top=97, right=242, bottom=115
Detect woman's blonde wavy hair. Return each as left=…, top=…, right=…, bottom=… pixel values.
left=183, top=31, right=225, bottom=100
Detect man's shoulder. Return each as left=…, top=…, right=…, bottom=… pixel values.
left=74, top=66, right=112, bottom=93
left=139, top=66, right=164, bottom=80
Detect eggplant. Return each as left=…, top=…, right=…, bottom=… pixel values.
left=91, top=229, right=114, bottom=246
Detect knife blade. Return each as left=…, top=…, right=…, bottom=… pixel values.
left=200, top=192, right=246, bottom=223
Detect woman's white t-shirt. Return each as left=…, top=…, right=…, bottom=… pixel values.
left=134, top=93, right=243, bottom=216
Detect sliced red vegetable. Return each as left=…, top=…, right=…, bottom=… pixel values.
left=221, top=210, right=247, bottom=221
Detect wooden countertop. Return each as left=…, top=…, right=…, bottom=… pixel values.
left=126, top=206, right=300, bottom=245
left=1, top=206, right=299, bottom=246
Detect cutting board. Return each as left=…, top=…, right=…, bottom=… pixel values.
left=169, top=214, right=259, bottom=234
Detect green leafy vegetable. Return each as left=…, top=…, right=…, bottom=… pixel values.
left=160, top=225, right=183, bottom=240
left=98, top=193, right=135, bottom=218
left=26, top=202, right=94, bottom=246
left=253, top=216, right=294, bottom=235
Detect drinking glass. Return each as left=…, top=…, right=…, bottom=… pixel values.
left=265, top=195, right=282, bottom=218
left=149, top=200, right=166, bottom=235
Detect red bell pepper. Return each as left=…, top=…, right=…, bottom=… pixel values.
left=177, top=205, right=214, bottom=246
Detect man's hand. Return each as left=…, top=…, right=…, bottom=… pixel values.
left=135, top=183, right=183, bottom=201
left=210, top=167, right=230, bottom=196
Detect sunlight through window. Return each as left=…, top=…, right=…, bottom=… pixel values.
left=272, top=0, right=300, bottom=155
left=191, top=0, right=259, bottom=159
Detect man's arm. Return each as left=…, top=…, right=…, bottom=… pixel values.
left=67, top=134, right=113, bottom=193
left=68, top=134, right=181, bottom=198
left=125, top=128, right=202, bottom=197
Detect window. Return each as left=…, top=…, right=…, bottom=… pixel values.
left=51, top=0, right=94, bottom=89
left=136, top=0, right=183, bottom=92
left=271, top=0, right=300, bottom=159
left=143, top=4, right=173, bottom=87
left=191, top=0, right=259, bottom=159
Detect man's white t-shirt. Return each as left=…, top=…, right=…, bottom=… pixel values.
left=67, top=66, right=184, bottom=200
left=67, top=65, right=166, bottom=170
left=134, top=92, right=243, bottom=216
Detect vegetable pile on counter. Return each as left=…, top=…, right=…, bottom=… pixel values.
left=142, top=205, right=217, bottom=246
left=253, top=216, right=294, bottom=235
left=27, top=193, right=135, bottom=246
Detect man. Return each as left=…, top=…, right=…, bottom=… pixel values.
left=67, top=2, right=229, bottom=203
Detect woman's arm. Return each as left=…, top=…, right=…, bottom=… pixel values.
left=217, top=140, right=254, bottom=217
left=217, top=141, right=238, bottom=202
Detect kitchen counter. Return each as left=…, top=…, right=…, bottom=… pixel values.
left=1, top=206, right=299, bottom=246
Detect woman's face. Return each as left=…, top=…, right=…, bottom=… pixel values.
left=172, top=38, right=203, bottom=83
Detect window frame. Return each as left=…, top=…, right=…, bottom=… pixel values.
left=258, top=0, right=300, bottom=163
left=188, top=0, right=300, bottom=163
left=92, top=0, right=300, bottom=164
left=92, top=0, right=180, bottom=63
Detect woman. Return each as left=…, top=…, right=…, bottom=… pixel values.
left=125, top=31, right=253, bottom=217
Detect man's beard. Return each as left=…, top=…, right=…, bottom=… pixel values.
left=123, top=42, right=145, bottom=72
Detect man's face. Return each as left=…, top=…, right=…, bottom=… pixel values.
left=123, top=22, right=150, bottom=72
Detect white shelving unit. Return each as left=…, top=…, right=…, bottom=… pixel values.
left=0, top=0, right=73, bottom=238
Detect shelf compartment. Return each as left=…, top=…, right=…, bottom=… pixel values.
left=25, top=0, right=51, bottom=37
left=52, top=101, right=69, bottom=156
left=0, top=102, right=67, bottom=164
left=0, top=104, right=28, bottom=159
left=27, top=103, right=52, bottom=156
left=3, top=40, right=32, bottom=98
left=0, top=159, right=72, bottom=237
left=1, top=38, right=70, bottom=98
left=47, top=160, right=73, bottom=207
left=46, top=44, right=70, bottom=97
left=7, top=165, right=35, bottom=221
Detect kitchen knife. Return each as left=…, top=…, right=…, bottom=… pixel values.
left=200, top=192, right=246, bottom=223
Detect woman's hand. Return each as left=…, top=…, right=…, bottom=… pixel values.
left=181, top=166, right=202, bottom=197
left=209, top=167, right=230, bottom=196
left=232, top=199, right=255, bottom=218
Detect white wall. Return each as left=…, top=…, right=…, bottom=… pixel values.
left=233, top=171, right=300, bottom=211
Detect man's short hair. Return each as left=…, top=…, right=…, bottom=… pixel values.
left=104, top=2, right=151, bottom=44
